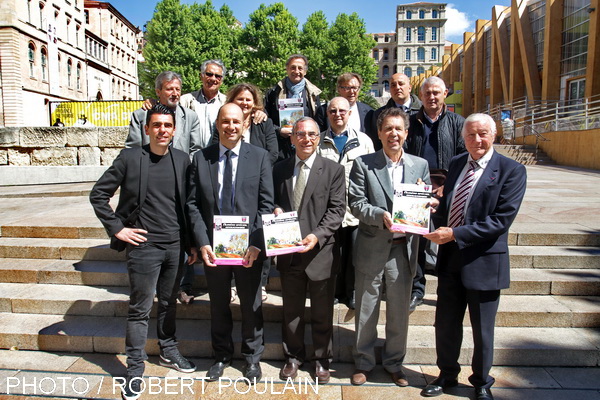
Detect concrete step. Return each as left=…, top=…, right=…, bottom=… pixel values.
left=1, top=283, right=598, bottom=328
left=509, top=246, right=600, bottom=269
left=0, top=312, right=598, bottom=366
left=0, top=238, right=124, bottom=261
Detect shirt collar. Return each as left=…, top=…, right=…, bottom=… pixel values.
left=295, top=151, right=317, bottom=169
left=383, top=150, right=405, bottom=167
left=468, top=147, right=494, bottom=169
left=329, top=128, right=348, bottom=138
left=219, top=141, right=242, bottom=158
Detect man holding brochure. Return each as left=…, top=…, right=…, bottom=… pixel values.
left=272, top=117, right=346, bottom=384
left=187, top=103, right=274, bottom=382
left=348, top=107, right=432, bottom=387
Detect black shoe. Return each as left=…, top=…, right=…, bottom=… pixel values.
left=243, top=362, right=262, bottom=382
left=409, top=295, right=424, bottom=313
left=206, top=360, right=230, bottom=381
left=475, top=387, right=494, bottom=400
left=420, top=376, right=458, bottom=397
left=160, top=349, right=196, bottom=373
left=121, top=376, right=142, bottom=400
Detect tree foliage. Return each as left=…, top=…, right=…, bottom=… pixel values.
left=300, top=11, right=330, bottom=92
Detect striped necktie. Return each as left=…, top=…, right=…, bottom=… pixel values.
left=448, top=161, right=478, bottom=228
left=293, top=161, right=307, bottom=211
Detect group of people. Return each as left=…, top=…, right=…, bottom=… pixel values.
left=89, top=55, right=527, bottom=400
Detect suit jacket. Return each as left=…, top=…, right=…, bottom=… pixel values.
left=314, top=101, right=373, bottom=133
left=211, top=118, right=279, bottom=165
left=348, top=150, right=430, bottom=277
left=126, top=104, right=203, bottom=158
left=187, top=142, right=275, bottom=253
left=433, top=151, right=527, bottom=291
left=89, top=145, right=191, bottom=251
left=273, top=154, right=346, bottom=281
left=366, top=94, right=422, bottom=151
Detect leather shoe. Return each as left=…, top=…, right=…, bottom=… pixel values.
left=279, top=361, right=300, bottom=380
left=420, top=376, right=459, bottom=397
left=475, top=387, right=494, bottom=400
left=351, top=369, right=369, bottom=385
left=243, top=362, right=262, bottom=382
left=177, top=290, right=194, bottom=304
left=390, top=370, right=409, bottom=387
left=206, top=361, right=230, bottom=381
left=409, top=295, right=423, bottom=312
left=314, top=361, right=330, bottom=384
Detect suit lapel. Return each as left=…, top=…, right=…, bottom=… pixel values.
left=207, top=145, right=220, bottom=211
left=403, top=154, right=418, bottom=185
left=373, top=150, right=394, bottom=205
left=300, top=155, right=324, bottom=210
left=139, top=146, right=150, bottom=206
left=233, top=143, right=250, bottom=211
left=172, top=105, right=185, bottom=149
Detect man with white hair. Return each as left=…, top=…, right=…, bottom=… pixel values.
left=422, top=113, right=527, bottom=400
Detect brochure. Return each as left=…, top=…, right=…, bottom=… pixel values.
left=278, top=98, right=304, bottom=129
left=391, top=184, right=432, bottom=235
left=262, top=211, right=305, bottom=256
left=213, top=215, right=249, bottom=265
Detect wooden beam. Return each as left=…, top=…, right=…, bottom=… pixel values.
left=513, top=0, right=542, bottom=100
left=585, top=0, right=600, bottom=98
left=473, top=20, right=490, bottom=113
left=462, top=31, right=475, bottom=115
left=541, top=0, right=563, bottom=101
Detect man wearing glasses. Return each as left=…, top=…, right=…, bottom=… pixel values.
left=315, top=73, right=374, bottom=133
left=272, top=117, right=346, bottom=384
left=318, top=97, right=374, bottom=310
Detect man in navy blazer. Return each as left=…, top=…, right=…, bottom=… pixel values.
left=423, top=113, right=527, bottom=400
left=186, top=103, right=274, bottom=382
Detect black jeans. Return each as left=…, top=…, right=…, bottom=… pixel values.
left=125, top=241, right=184, bottom=376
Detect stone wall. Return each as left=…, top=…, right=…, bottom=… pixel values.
left=0, top=127, right=128, bottom=166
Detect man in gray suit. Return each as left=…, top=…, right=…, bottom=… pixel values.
left=348, top=107, right=431, bottom=387
left=127, top=71, right=202, bottom=158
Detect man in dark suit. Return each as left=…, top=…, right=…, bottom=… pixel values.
left=422, top=113, right=527, bottom=400
left=187, top=103, right=274, bottom=382
left=90, top=104, right=196, bottom=400
left=273, top=117, right=346, bottom=384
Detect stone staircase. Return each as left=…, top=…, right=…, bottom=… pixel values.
left=0, top=165, right=599, bottom=369
left=495, top=144, right=555, bottom=165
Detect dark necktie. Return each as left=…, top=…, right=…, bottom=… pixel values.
left=222, top=150, right=234, bottom=215
left=448, top=161, right=478, bottom=228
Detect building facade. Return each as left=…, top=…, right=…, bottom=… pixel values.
left=0, top=0, right=141, bottom=127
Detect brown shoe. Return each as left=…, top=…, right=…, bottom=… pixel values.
left=177, top=290, right=194, bottom=304
left=314, top=361, right=330, bottom=384
left=351, top=369, right=369, bottom=385
left=390, top=370, right=409, bottom=387
left=279, top=361, right=300, bottom=380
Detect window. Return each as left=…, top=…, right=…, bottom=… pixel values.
left=405, top=48, right=411, bottom=61
left=383, top=66, right=389, bottom=77
left=66, top=18, right=71, bottom=43
left=404, top=67, right=412, bottom=77
left=417, top=47, right=425, bottom=61
left=84, top=10, right=89, bottom=24
left=39, top=2, right=44, bottom=29
left=431, top=48, right=437, bottom=60
left=406, top=27, right=412, bottom=41
left=432, top=9, right=438, bottom=18
left=419, top=10, right=425, bottom=19
left=373, top=49, right=379, bottom=61
left=432, top=27, right=437, bottom=41
left=406, top=10, right=412, bottom=19
left=76, top=63, right=81, bottom=90
left=385, top=35, right=389, bottom=42
left=41, top=47, right=47, bottom=80
left=67, top=59, right=72, bottom=86
left=76, top=25, right=80, bottom=48
left=417, top=66, right=425, bottom=75
left=28, top=42, right=35, bottom=77
left=383, top=80, right=390, bottom=91
left=27, top=0, right=32, bottom=23
left=383, top=49, right=389, bottom=61
left=374, top=34, right=379, bottom=41
left=418, top=26, right=425, bottom=42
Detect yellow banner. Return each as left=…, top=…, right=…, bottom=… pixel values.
left=50, top=100, right=143, bottom=127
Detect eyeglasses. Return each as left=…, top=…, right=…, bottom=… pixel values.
left=339, top=86, right=359, bottom=91
left=328, top=109, right=348, bottom=116
left=204, top=72, right=223, bottom=80
left=294, top=132, right=319, bottom=140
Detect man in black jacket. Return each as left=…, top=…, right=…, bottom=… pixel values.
left=90, top=104, right=196, bottom=400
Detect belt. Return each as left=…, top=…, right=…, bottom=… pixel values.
left=391, top=237, right=407, bottom=245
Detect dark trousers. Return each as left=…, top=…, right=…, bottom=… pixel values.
left=412, top=225, right=438, bottom=298
left=125, top=242, right=184, bottom=377
left=335, top=226, right=357, bottom=303
left=280, top=269, right=336, bottom=366
left=204, top=262, right=264, bottom=364
left=435, top=244, right=500, bottom=389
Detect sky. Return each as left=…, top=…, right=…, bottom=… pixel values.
left=108, top=0, right=511, bottom=43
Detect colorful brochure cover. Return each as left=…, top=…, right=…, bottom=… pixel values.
left=213, top=215, right=249, bottom=265
left=262, top=211, right=305, bottom=256
left=391, top=184, right=432, bottom=235
left=278, top=98, right=304, bottom=129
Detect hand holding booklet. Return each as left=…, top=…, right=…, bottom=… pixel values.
left=262, top=211, right=305, bottom=256
left=391, top=184, right=432, bottom=235
left=212, top=215, right=249, bottom=265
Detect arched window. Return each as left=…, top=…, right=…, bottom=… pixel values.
left=405, top=48, right=411, bottom=61
left=41, top=47, right=47, bottom=81
left=406, top=10, right=412, bottom=19
left=431, top=48, right=437, bottom=60
left=373, top=49, right=379, bottom=61
left=405, top=27, right=412, bottom=41
left=383, top=66, right=389, bottom=77
left=67, top=58, right=72, bottom=87
left=432, top=27, right=437, bottom=41
left=417, top=47, right=425, bottom=61
left=417, top=66, right=425, bottom=75
left=383, top=49, right=389, bottom=61
left=404, top=67, right=412, bottom=77
left=28, top=42, right=35, bottom=77
left=76, top=63, right=81, bottom=90
left=419, top=9, right=425, bottom=19
left=39, top=2, right=44, bottom=29
left=418, top=26, right=425, bottom=42
left=383, top=80, right=390, bottom=92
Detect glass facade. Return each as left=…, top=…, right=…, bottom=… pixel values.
left=529, top=0, right=546, bottom=71
left=560, top=0, right=590, bottom=77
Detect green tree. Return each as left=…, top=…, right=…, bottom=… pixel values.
left=239, top=3, right=300, bottom=90
left=300, top=11, right=330, bottom=93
